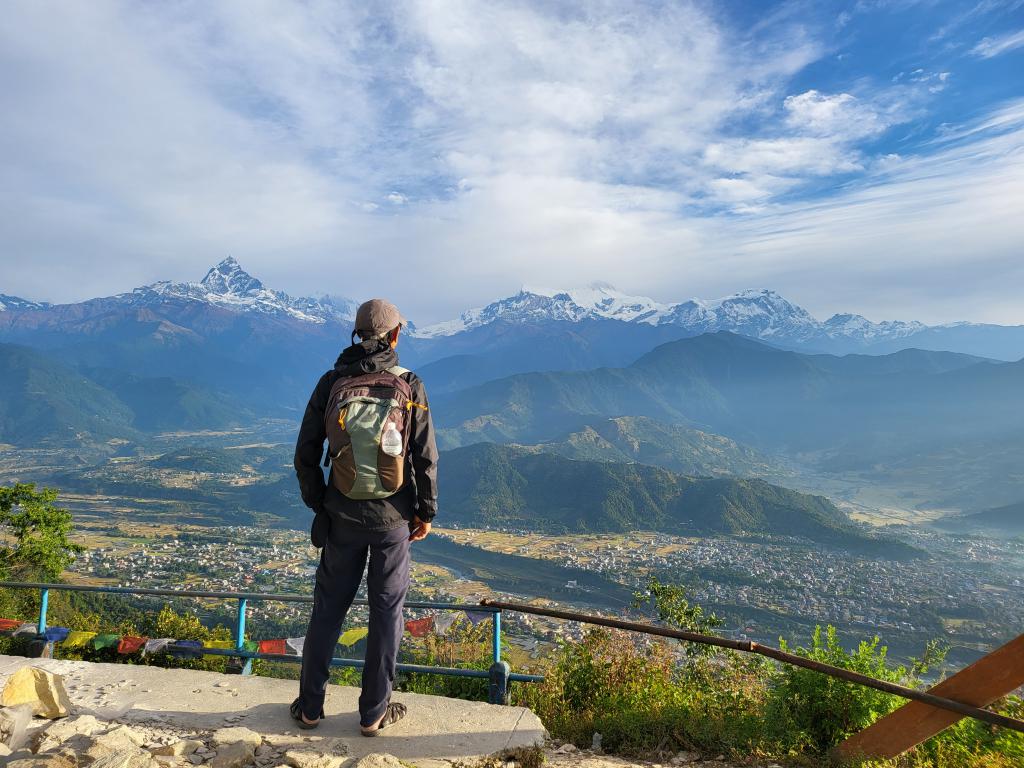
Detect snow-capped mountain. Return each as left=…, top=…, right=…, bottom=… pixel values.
left=3, top=261, right=1020, bottom=359
left=821, top=313, right=926, bottom=342
left=117, top=257, right=357, bottom=323
left=412, top=284, right=923, bottom=347
left=0, top=294, right=49, bottom=312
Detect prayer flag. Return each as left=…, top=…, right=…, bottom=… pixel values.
left=90, top=633, right=120, bottom=650
left=143, top=638, right=173, bottom=656
left=117, top=636, right=147, bottom=655
left=338, top=627, right=369, bottom=647
left=64, top=631, right=97, bottom=649
left=202, top=639, right=235, bottom=659
left=12, top=622, right=37, bottom=637
left=405, top=616, right=434, bottom=637
left=243, top=640, right=258, bottom=653
left=433, top=613, right=457, bottom=635
left=44, top=627, right=70, bottom=643
left=168, top=639, right=203, bottom=659
left=465, top=610, right=492, bottom=625
left=258, top=638, right=287, bottom=655
left=286, top=637, right=305, bottom=656
left=0, top=618, right=23, bottom=632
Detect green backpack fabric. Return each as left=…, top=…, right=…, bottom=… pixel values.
left=324, top=366, right=424, bottom=500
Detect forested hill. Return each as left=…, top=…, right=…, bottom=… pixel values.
left=441, top=443, right=917, bottom=558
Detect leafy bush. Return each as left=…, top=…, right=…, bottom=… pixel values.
left=766, top=625, right=919, bottom=752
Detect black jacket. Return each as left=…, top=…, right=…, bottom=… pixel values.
left=294, top=338, right=439, bottom=544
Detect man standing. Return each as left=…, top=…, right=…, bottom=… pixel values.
left=292, top=298, right=438, bottom=736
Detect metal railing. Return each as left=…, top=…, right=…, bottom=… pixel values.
left=0, top=581, right=543, bottom=704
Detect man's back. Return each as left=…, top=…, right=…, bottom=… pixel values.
left=294, top=334, right=438, bottom=541
left=291, top=298, right=437, bottom=735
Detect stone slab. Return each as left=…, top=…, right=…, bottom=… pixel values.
left=0, top=655, right=545, bottom=763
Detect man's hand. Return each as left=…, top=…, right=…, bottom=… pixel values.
left=409, top=515, right=431, bottom=542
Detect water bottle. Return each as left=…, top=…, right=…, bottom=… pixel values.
left=381, top=422, right=403, bottom=456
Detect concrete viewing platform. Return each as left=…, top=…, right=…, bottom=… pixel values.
left=0, top=654, right=546, bottom=766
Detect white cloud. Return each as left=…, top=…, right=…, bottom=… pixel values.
left=0, top=0, right=1021, bottom=326
left=970, top=28, right=1024, bottom=57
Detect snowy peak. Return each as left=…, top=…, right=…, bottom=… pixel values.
left=415, top=284, right=673, bottom=337
left=0, top=294, right=49, bottom=312
left=124, top=258, right=356, bottom=324
left=823, top=313, right=926, bottom=340
left=412, top=285, right=937, bottom=347
left=413, top=286, right=825, bottom=339
left=199, top=256, right=265, bottom=297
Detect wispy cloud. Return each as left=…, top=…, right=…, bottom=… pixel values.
left=0, top=0, right=1021, bottom=325
left=971, top=28, right=1024, bottom=57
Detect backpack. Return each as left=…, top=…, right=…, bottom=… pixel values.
left=324, top=366, right=424, bottom=500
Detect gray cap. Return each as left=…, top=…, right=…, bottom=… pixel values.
left=355, top=298, right=407, bottom=338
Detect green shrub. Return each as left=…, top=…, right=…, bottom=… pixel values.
left=766, top=625, right=918, bottom=753
left=515, top=626, right=768, bottom=757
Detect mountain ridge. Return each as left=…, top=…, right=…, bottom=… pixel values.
left=442, top=442, right=917, bottom=557
left=4, top=259, right=1023, bottom=359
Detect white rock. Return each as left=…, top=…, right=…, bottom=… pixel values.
left=84, top=725, right=149, bottom=761
left=283, top=751, right=348, bottom=768
left=7, top=754, right=78, bottom=768
left=209, top=740, right=256, bottom=768
left=671, top=752, right=700, bottom=765
left=349, top=754, right=404, bottom=768
left=554, top=743, right=577, bottom=754
left=152, top=739, right=204, bottom=757
left=212, top=727, right=261, bottom=750
left=90, top=749, right=160, bottom=768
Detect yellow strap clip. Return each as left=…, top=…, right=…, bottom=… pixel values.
left=338, top=405, right=348, bottom=430
left=406, top=401, right=429, bottom=412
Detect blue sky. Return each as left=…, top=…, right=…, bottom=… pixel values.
left=1, top=0, right=1022, bottom=325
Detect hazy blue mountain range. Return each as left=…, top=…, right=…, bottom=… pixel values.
left=411, top=282, right=1024, bottom=361
left=0, top=343, right=244, bottom=445
left=936, top=501, right=1024, bottom=535
left=2, top=261, right=1023, bottom=408
left=0, top=343, right=139, bottom=445
left=432, top=332, right=1014, bottom=451
left=432, top=333, right=1024, bottom=510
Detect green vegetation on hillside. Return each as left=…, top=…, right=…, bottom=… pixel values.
left=442, top=443, right=915, bottom=556
left=0, top=343, right=137, bottom=445
left=530, top=416, right=779, bottom=478
left=0, top=343, right=246, bottom=445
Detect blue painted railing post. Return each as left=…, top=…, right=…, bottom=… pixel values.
left=37, top=587, right=49, bottom=634
left=492, top=610, right=501, bottom=664
left=236, top=598, right=252, bottom=675
left=488, top=610, right=510, bottom=705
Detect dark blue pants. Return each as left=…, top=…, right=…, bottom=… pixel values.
left=298, top=524, right=411, bottom=727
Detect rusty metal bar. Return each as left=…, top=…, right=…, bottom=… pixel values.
left=480, top=598, right=1024, bottom=734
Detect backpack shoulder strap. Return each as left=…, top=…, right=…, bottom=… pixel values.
left=386, top=365, right=410, bottom=377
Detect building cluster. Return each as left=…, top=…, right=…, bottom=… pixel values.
left=70, top=522, right=1023, bottom=656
